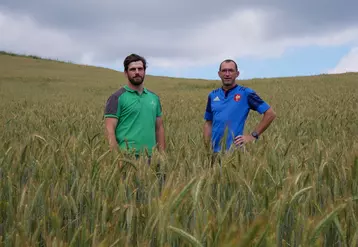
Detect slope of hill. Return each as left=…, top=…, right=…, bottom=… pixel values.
left=0, top=51, right=358, bottom=246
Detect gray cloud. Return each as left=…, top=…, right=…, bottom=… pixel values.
left=1, top=0, right=358, bottom=69
left=0, top=0, right=238, bottom=31
left=265, top=1, right=358, bottom=39
left=2, top=1, right=356, bottom=32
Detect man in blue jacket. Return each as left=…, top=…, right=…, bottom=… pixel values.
left=203, top=59, right=276, bottom=156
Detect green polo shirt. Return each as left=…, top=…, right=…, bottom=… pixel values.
left=104, top=85, right=162, bottom=156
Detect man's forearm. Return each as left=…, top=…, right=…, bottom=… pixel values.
left=254, top=109, right=276, bottom=135
left=108, top=134, right=118, bottom=146
left=104, top=118, right=119, bottom=151
left=107, top=132, right=118, bottom=149
left=204, top=131, right=211, bottom=145
left=203, top=122, right=212, bottom=148
left=156, top=126, right=166, bottom=152
left=105, top=126, right=118, bottom=149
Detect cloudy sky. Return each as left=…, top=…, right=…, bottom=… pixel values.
left=0, top=0, right=357, bottom=80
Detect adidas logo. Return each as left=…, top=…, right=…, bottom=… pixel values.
left=213, top=96, right=220, bottom=101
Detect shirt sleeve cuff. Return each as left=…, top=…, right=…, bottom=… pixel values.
left=204, top=112, right=213, bottom=120
left=104, top=114, right=119, bottom=119
left=256, top=103, right=270, bottom=114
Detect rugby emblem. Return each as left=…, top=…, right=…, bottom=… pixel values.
left=234, top=94, right=241, bottom=102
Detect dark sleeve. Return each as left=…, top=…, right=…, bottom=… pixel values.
left=204, top=95, right=213, bottom=120
left=104, top=94, right=120, bottom=118
left=247, top=90, right=270, bottom=114
left=104, top=88, right=126, bottom=118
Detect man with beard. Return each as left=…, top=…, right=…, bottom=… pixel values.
left=203, top=59, right=276, bottom=158
left=104, top=54, right=165, bottom=160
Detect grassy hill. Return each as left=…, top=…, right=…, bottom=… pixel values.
left=0, top=52, right=358, bottom=246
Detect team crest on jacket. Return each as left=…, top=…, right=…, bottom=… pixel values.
left=234, top=94, right=241, bottom=102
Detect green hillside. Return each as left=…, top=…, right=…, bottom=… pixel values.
left=0, top=52, right=358, bottom=246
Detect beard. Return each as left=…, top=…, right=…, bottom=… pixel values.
left=222, top=78, right=235, bottom=86
left=129, top=75, right=144, bottom=85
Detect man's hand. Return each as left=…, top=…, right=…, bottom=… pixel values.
left=234, top=107, right=276, bottom=147
left=234, top=134, right=255, bottom=146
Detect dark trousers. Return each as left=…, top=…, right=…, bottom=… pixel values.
left=134, top=154, right=151, bottom=165
left=133, top=154, right=165, bottom=195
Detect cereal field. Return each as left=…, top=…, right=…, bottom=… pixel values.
left=0, top=52, right=357, bottom=246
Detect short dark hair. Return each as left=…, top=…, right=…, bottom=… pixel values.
left=123, top=53, right=147, bottom=71
left=219, top=59, right=238, bottom=71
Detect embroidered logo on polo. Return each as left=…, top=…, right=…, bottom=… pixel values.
left=234, top=94, right=241, bottom=102
left=150, top=100, right=156, bottom=108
